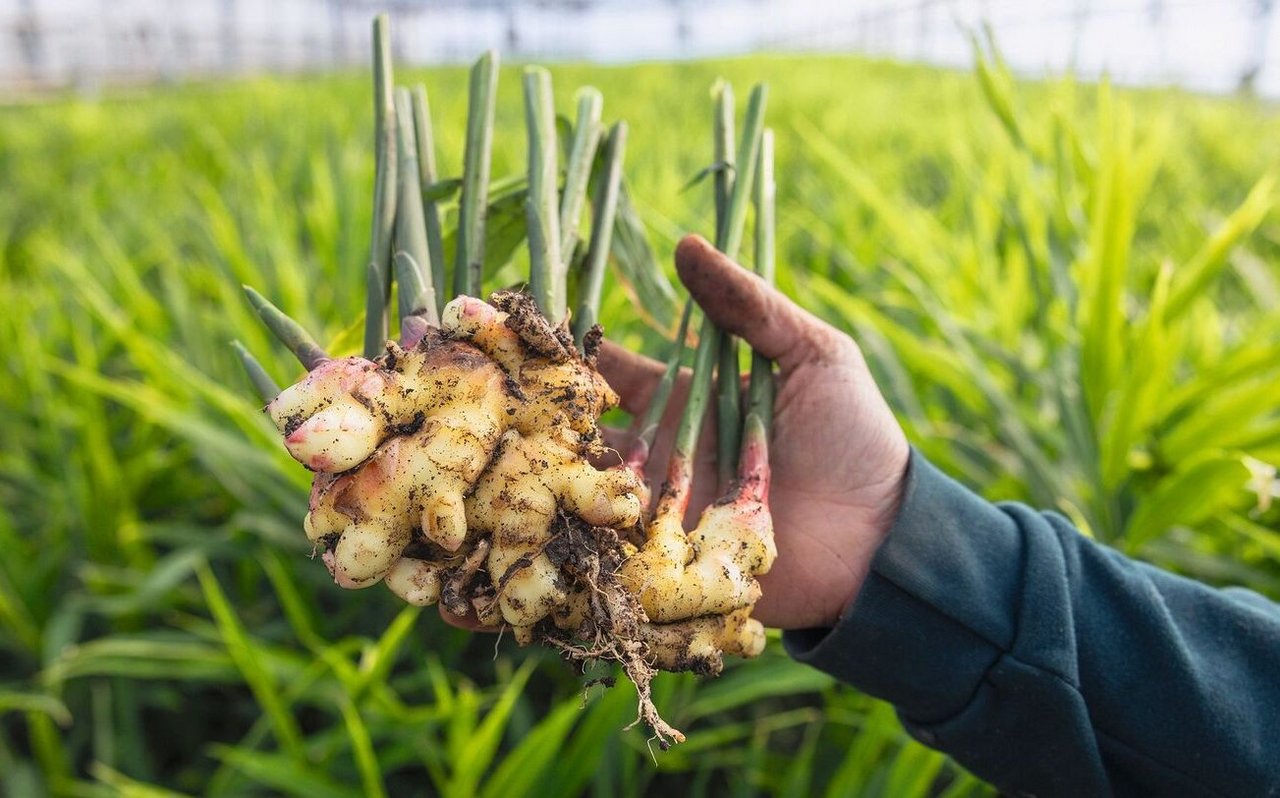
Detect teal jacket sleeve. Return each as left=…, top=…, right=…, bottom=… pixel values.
left=783, top=450, right=1280, bottom=797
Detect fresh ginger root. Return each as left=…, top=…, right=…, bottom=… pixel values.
left=622, top=481, right=775, bottom=623
left=267, top=292, right=641, bottom=621
left=263, top=290, right=775, bottom=746
left=619, top=423, right=776, bottom=673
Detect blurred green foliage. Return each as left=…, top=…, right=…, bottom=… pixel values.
left=1, top=42, right=1278, bottom=795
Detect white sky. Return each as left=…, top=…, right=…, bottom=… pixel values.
left=1, top=0, right=1277, bottom=96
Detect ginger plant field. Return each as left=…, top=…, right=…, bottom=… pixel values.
left=1, top=48, right=1278, bottom=796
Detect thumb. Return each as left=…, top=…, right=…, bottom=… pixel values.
left=675, top=234, right=841, bottom=373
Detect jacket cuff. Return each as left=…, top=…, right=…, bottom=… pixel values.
left=782, top=448, right=1025, bottom=724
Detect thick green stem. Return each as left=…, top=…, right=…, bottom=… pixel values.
left=454, top=50, right=499, bottom=299
left=656, top=83, right=767, bottom=508
left=715, top=334, right=741, bottom=489
left=410, top=84, right=446, bottom=315
left=718, top=83, right=768, bottom=262
left=624, top=298, right=692, bottom=472
left=737, top=414, right=771, bottom=504
left=242, top=286, right=328, bottom=371
left=572, top=121, right=627, bottom=349
left=364, top=14, right=397, bottom=358
left=752, top=129, right=776, bottom=286
left=392, top=87, right=437, bottom=325
left=230, top=340, right=281, bottom=402
left=676, top=318, right=720, bottom=462
left=745, top=127, right=777, bottom=439
left=739, top=127, right=776, bottom=503
left=560, top=87, right=604, bottom=261
left=712, top=81, right=741, bottom=486
left=524, top=66, right=565, bottom=324
left=712, top=80, right=736, bottom=249
left=656, top=313, right=720, bottom=517
left=712, top=84, right=769, bottom=490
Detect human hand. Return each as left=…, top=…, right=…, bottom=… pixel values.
left=599, top=234, right=910, bottom=630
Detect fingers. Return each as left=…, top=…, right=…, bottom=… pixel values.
left=596, top=340, right=670, bottom=416
left=675, top=234, right=844, bottom=373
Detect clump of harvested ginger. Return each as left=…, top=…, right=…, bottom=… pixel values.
left=258, top=289, right=774, bottom=744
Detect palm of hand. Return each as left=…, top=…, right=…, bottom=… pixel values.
left=754, top=341, right=908, bottom=629
left=604, top=327, right=908, bottom=631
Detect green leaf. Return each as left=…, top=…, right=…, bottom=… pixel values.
left=823, top=701, right=898, bottom=798
left=1221, top=513, right=1280, bottom=560
left=441, top=179, right=531, bottom=291
left=211, top=746, right=359, bottom=798
left=197, top=563, right=307, bottom=762
left=422, top=177, right=463, bottom=203
left=682, top=655, right=834, bottom=722
left=1166, top=174, right=1275, bottom=319
left=479, top=700, right=579, bottom=798
left=0, top=564, right=40, bottom=653
left=1160, top=376, right=1280, bottom=463
left=339, top=699, right=386, bottom=798
left=1098, top=262, right=1173, bottom=490
left=1125, top=453, right=1252, bottom=551
left=354, top=604, right=421, bottom=697
left=972, top=29, right=1026, bottom=149
left=448, top=661, right=535, bottom=798
left=882, top=742, right=948, bottom=797
left=0, top=691, right=71, bottom=726
left=89, top=763, right=193, bottom=798
left=546, top=680, right=636, bottom=796
left=609, top=182, right=680, bottom=332
left=778, top=716, right=823, bottom=798
left=42, top=638, right=239, bottom=685
left=679, top=160, right=733, bottom=194
left=1077, top=84, right=1138, bottom=425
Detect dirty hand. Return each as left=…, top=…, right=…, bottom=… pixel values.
left=599, top=234, right=910, bottom=630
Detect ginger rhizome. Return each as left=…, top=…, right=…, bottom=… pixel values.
left=255, top=289, right=774, bottom=745
left=266, top=292, right=641, bottom=622
left=236, top=15, right=779, bottom=747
